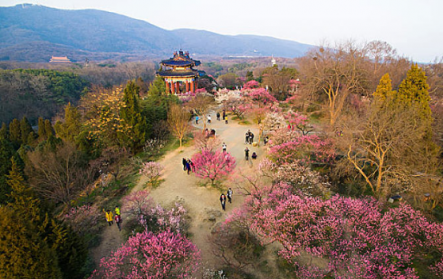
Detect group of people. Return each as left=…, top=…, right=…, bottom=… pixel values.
left=182, top=158, right=195, bottom=175
left=244, top=147, right=257, bottom=160
left=219, top=188, right=233, bottom=210
left=245, top=130, right=255, bottom=144
left=103, top=205, right=122, bottom=231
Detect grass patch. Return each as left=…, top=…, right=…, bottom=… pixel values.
left=239, top=119, right=252, bottom=125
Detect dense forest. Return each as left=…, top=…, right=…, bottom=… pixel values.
left=1, top=41, right=443, bottom=278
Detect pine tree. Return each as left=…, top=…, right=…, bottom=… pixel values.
left=5, top=159, right=87, bottom=279
left=373, top=73, right=396, bottom=103
left=55, top=103, right=82, bottom=142
left=1, top=159, right=62, bottom=278
left=9, top=118, right=21, bottom=147
left=38, top=117, right=46, bottom=140
left=397, top=64, right=432, bottom=123
left=44, top=120, right=54, bottom=138
left=0, top=139, right=15, bottom=204
left=0, top=122, right=8, bottom=140
left=20, top=116, right=33, bottom=145
left=148, top=76, right=166, bottom=96
left=0, top=206, right=62, bottom=279
left=120, top=80, right=147, bottom=152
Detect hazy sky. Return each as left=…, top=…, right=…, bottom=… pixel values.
left=2, top=0, right=442, bottom=62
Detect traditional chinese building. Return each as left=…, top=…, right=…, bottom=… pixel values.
left=156, top=51, right=205, bottom=94
left=49, top=56, right=71, bottom=63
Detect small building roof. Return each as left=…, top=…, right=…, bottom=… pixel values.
left=160, top=50, right=201, bottom=67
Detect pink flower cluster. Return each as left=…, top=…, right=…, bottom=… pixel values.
left=243, top=80, right=259, bottom=90
left=90, top=230, right=200, bottom=279
left=191, top=149, right=236, bottom=184
left=122, top=190, right=187, bottom=233
left=176, top=91, right=196, bottom=103
left=268, top=133, right=335, bottom=165
left=244, top=185, right=443, bottom=278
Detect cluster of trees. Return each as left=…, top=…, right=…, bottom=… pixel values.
left=0, top=69, right=89, bottom=124
left=0, top=75, right=182, bottom=277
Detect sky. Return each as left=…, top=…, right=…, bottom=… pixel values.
left=2, top=0, right=443, bottom=62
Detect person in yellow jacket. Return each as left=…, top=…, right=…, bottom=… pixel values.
left=114, top=205, right=121, bottom=217
left=103, top=209, right=113, bottom=226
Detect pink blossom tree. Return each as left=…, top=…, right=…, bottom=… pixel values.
left=246, top=88, right=278, bottom=145
left=122, top=190, right=187, bottom=233
left=242, top=185, right=443, bottom=278
left=243, top=80, right=259, bottom=90
left=192, top=149, right=236, bottom=185
left=139, top=161, right=164, bottom=187
left=284, top=110, right=313, bottom=135
left=90, top=230, right=200, bottom=279
left=268, top=133, right=335, bottom=165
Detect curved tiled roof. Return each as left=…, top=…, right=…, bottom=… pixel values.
left=157, top=70, right=200, bottom=77
left=160, top=60, right=196, bottom=67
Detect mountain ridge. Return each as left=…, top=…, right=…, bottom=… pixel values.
left=0, top=4, right=313, bottom=62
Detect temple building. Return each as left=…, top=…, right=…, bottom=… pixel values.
left=49, top=56, right=71, bottom=63
left=156, top=51, right=205, bottom=94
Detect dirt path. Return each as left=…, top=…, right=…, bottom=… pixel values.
left=93, top=109, right=266, bottom=272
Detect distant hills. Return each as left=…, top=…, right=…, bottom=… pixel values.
left=0, top=4, right=313, bottom=62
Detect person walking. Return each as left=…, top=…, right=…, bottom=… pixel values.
left=227, top=188, right=233, bottom=203
left=220, top=193, right=227, bottom=211
left=115, top=214, right=122, bottom=231
left=208, top=115, right=212, bottom=124
left=103, top=209, right=114, bottom=226
left=217, top=112, right=220, bottom=121
left=225, top=115, right=228, bottom=124
left=245, top=147, right=249, bottom=160
left=195, top=115, right=199, bottom=124
left=222, top=110, right=226, bottom=120
left=222, top=142, right=227, bottom=152
left=250, top=133, right=254, bottom=144
left=245, top=132, right=250, bottom=144
left=182, top=158, right=187, bottom=171
left=114, top=205, right=121, bottom=217
left=186, top=159, right=191, bottom=175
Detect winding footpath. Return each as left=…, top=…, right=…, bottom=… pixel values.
left=92, top=110, right=266, bottom=272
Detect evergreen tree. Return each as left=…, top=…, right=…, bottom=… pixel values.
left=55, top=103, right=82, bottom=142
left=120, top=80, right=147, bottom=152
left=373, top=73, right=396, bottom=103
left=44, top=120, right=54, bottom=138
left=38, top=117, right=46, bottom=140
left=0, top=122, right=8, bottom=140
left=148, top=76, right=166, bottom=96
left=246, top=71, right=254, bottom=81
left=397, top=64, right=432, bottom=123
left=20, top=116, right=33, bottom=145
left=0, top=139, right=15, bottom=204
left=9, top=118, right=21, bottom=147
left=0, top=206, right=62, bottom=279
left=5, top=159, right=87, bottom=279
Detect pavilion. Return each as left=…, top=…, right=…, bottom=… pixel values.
left=49, top=56, right=71, bottom=63
left=156, top=51, right=205, bottom=94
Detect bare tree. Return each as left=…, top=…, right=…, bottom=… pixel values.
left=26, top=143, right=97, bottom=205
left=186, top=93, right=214, bottom=131
left=344, top=103, right=439, bottom=198
left=167, top=103, right=190, bottom=147
left=299, top=42, right=369, bottom=128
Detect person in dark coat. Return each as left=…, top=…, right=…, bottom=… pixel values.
left=220, top=193, right=227, bottom=210
left=182, top=158, right=187, bottom=171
